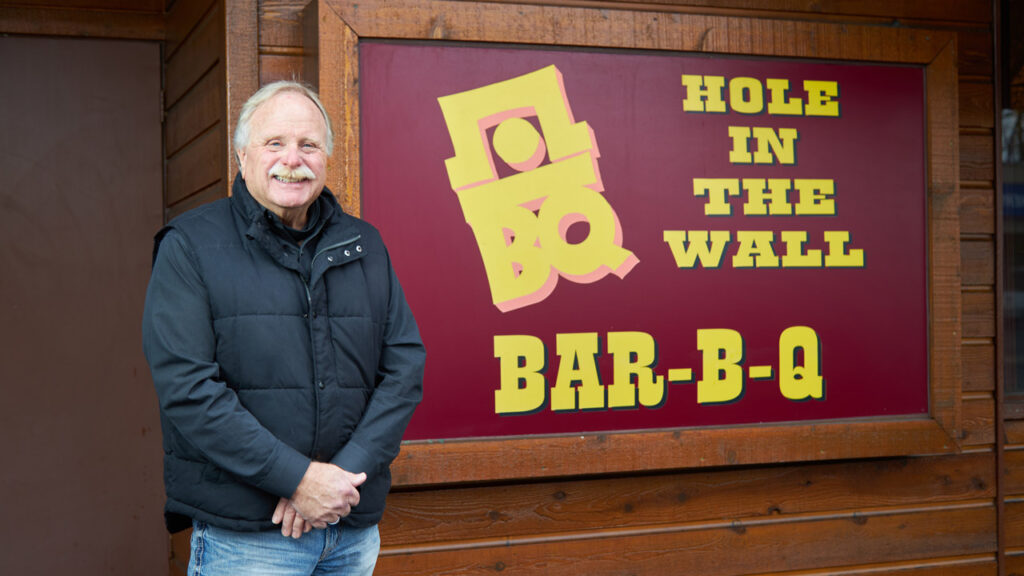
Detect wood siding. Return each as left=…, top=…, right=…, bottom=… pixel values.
left=248, top=0, right=1002, bottom=574
left=164, top=0, right=228, bottom=221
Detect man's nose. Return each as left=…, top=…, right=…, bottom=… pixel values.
left=281, top=143, right=302, bottom=165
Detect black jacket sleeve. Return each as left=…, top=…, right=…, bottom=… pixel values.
left=330, top=250, right=425, bottom=476
left=142, top=229, right=310, bottom=499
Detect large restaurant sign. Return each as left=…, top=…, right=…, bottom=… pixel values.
left=360, top=41, right=928, bottom=441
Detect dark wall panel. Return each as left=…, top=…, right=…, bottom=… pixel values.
left=0, top=35, right=165, bottom=575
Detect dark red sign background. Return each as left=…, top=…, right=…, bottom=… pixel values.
left=359, top=41, right=928, bottom=441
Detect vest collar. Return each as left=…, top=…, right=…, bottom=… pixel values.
left=229, top=173, right=364, bottom=280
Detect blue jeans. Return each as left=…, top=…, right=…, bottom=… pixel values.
left=188, top=520, right=380, bottom=576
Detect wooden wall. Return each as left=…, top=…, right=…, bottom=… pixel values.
left=247, top=0, right=1004, bottom=574
left=164, top=0, right=229, bottom=220
left=0, top=0, right=163, bottom=38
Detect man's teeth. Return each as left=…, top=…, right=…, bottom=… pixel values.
left=274, top=175, right=307, bottom=183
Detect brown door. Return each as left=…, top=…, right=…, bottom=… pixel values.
left=0, top=36, right=166, bottom=574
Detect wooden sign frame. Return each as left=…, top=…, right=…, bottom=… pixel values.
left=306, top=0, right=961, bottom=487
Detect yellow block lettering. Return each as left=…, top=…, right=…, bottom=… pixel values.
left=779, top=326, right=824, bottom=400
left=682, top=75, right=727, bottom=113
left=793, top=179, right=836, bottom=215
left=663, top=230, right=731, bottom=268
left=804, top=80, right=840, bottom=117
left=765, top=78, right=805, bottom=115
left=733, top=231, right=780, bottom=268
left=552, top=333, right=604, bottom=411
left=607, top=332, right=664, bottom=408
left=823, top=231, right=865, bottom=267
left=780, top=231, right=823, bottom=268
left=494, top=335, right=547, bottom=414
left=697, top=329, right=745, bottom=404
left=693, top=178, right=741, bottom=216
left=751, top=127, right=799, bottom=165
left=728, top=126, right=753, bottom=164
left=729, top=77, right=764, bottom=114
left=742, top=179, right=793, bottom=216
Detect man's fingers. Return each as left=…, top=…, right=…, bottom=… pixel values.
left=339, top=471, right=365, bottom=508
left=279, top=504, right=297, bottom=537
left=271, top=497, right=288, bottom=525
left=288, top=509, right=306, bottom=539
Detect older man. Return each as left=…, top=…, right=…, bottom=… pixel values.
left=142, top=81, right=425, bottom=575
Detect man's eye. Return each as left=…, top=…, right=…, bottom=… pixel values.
left=302, top=143, right=318, bottom=150
left=267, top=141, right=283, bottom=148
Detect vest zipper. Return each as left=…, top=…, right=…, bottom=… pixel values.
left=301, top=278, right=321, bottom=457
left=303, top=233, right=360, bottom=461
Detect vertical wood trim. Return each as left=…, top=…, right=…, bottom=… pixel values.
left=224, top=0, right=259, bottom=183
left=927, top=38, right=964, bottom=440
left=316, top=0, right=361, bottom=216
left=993, top=2, right=1007, bottom=575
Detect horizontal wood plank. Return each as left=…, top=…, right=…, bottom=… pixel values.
left=166, top=0, right=217, bottom=58
left=962, top=291, right=995, bottom=339
left=165, top=0, right=224, bottom=108
left=961, top=394, right=995, bottom=446
left=1003, top=450, right=1024, bottom=497
left=382, top=453, right=993, bottom=547
left=165, top=62, right=225, bottom=157
left=328, top=0, right=954, bottom=65
left=959, top=188, right=994, bottom=235
left=959, top=133, right=995, bottom=184
left=955, top=30, right=993, bottom=80
left=166, top=127, right=226, bottom=207
left=959, top=81, right=994, bottom=130
left=378, top=504, right=995, bottom=575
left=259, top=53, right=304, bottom=85
left=1002, top=500, right=1024, bottom=549
left=1005, top=553, right=1024, bottom=576
left=166, top=180, right=227, bottom=221
left=961, top=239, right=995, bottom=287
left=962, top=341, right=995, bottom=393
left=744, top=555, right=996, bottom=576
left=0, top=5, right=164, bottom=39
left=260, top=0, right=307, bottom=48
left=460, top=0, right=993, bottom=25
left=5, top=0, right=162, bottom=9
left=1006, top=420, right=1024, bottom=445
left=394, top=418, right=963, bottom=487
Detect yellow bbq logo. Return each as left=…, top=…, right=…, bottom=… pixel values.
left=438, top=65, right=638, bottom=312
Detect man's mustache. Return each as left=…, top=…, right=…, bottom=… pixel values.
left=269, top=163, right=316, bottom=182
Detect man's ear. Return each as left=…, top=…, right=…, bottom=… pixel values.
left=235, top=149, right=246, bottom=172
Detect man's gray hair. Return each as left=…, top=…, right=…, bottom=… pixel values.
left=233, top=81, right=334, bottom=158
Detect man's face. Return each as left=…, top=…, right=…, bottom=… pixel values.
left=237, top=91, right=329, bottom=228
